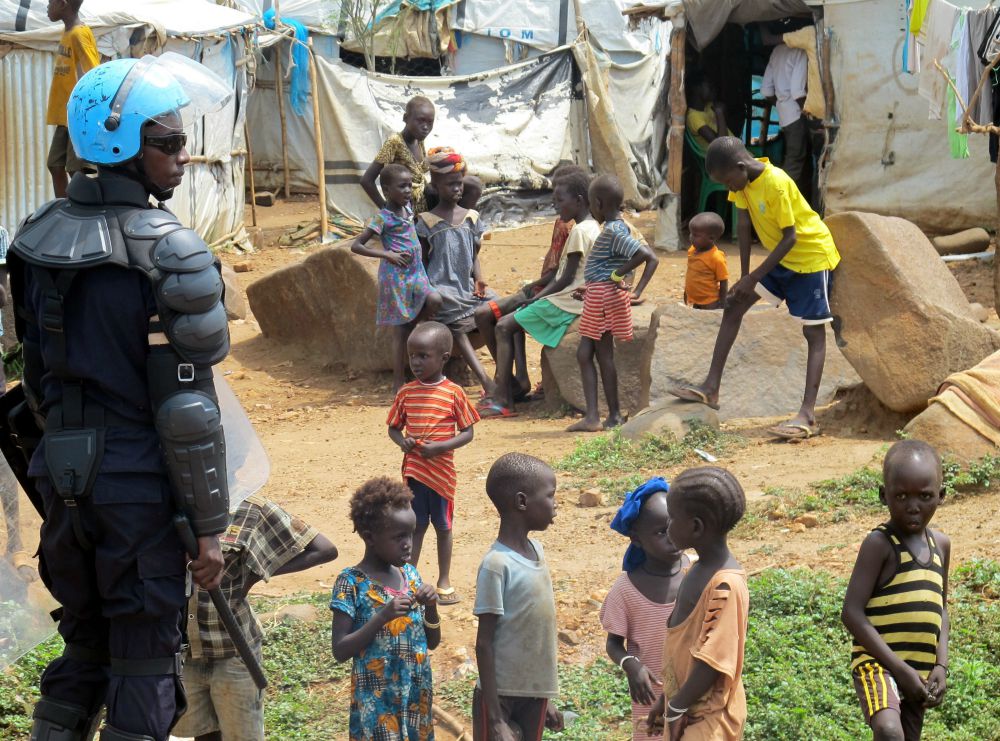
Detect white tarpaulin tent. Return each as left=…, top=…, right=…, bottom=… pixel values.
left=0, top=0, right=255, bottom=243
left=247, top=8, right=671, bottom=228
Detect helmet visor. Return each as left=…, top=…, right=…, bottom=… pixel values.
left=111, top=51, right=233, bottom=133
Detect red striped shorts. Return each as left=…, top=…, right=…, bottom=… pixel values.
left=578, top=281, right=633, bottom=341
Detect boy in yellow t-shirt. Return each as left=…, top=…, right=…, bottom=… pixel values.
left=46, top=0, right=100, bottom=197
left=671, top=136, right=840, bottom=441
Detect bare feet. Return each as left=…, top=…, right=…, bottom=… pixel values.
left=603, top=415, right=625, bottom=429
left=566, top=417, right=603, bottom=433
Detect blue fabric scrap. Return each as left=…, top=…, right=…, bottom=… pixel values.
left=264, top=8, right=310, bottom=117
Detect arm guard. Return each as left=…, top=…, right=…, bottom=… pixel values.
left=125, top=209, right=231, bottom=536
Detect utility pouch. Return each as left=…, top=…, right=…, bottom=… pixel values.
left=44, top=428, right=103, bottom=501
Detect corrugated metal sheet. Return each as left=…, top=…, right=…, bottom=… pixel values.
left=1, top=47, right=54, bottom=230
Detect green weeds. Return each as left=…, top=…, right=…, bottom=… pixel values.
left=557, top=426, right=745, bottom=504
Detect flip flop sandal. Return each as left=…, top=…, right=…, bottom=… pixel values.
left=668, top=386, right=721, bottom=410
left=436, top=587, right=461, bottom=605
left=477, top=399, right=518, bottom=418
left=768, top=422, right=820, bottom=441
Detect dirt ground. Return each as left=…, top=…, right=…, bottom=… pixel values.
left=210, top=198, right=1000, bottom=676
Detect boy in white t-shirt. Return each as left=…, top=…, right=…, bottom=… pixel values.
left=479, top=171, right=600, bottom=417
left=473, top=453, right=564, bottom=741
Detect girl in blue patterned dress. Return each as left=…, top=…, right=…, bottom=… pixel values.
left=331, top=477, right=441, bottom=741
left=352, top=164, right=442, bottom=392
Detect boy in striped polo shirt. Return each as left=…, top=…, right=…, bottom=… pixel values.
left=842, top=440, right=951, bottom=741
left=568, top=175, right=658, bottom=433
left=388, top=321, right=480, bottom=604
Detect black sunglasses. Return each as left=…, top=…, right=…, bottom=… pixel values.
left=144, top=133, right=187, bottom=155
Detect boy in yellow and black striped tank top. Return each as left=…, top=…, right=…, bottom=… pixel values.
left=842, top=440, right=951, bottom=741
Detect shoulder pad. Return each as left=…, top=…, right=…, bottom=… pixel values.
left=11, top=201, right=127, bottom=269
left=153, top=228, right=215, bottom=274
left=24, top=198, right=62, bottom=224
left=123, top=208, right=184, bottom=239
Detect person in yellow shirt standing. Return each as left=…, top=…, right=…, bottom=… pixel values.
left=46, top=0, right=100, bottom=197
left=671, top=136, right=840, bottom=441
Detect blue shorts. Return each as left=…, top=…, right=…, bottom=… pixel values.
left=756, top=265, right=833, bottom=324
left=408, top=478, right=453, bottom=529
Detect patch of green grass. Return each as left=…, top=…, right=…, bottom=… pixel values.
left=557, top=425, right=745, bottom=503
left=541, top=566, right=1000, bottom=740
left=743, top=455, right=1000, bottom=531
left=0, top=635, right=62, bottom=737
left=548, top=659, right=632, bottom=739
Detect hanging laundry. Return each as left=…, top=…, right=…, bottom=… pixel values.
left=917, top=0, right=961, bottom=120
left=910, top=0, right=932, bottom=36
left=904, top=0, right=922, bottom=75
left=955, top=8, right=995, bottom=128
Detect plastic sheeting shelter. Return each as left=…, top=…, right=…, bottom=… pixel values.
left=247, top=17, right=671, bottom=228
left=0, top=0, right=256, bottom=244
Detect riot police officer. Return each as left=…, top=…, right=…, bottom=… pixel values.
left=9, top=53, right=234, bottom=741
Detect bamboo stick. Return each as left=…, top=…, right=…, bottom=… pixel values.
left=244, top=121, right=258, bottom=227
left=432, top=705, right=467, bottom=738
left=666, top=20, right=686, bottom=195
left=273, top=3, right=291, bottom=200
left=308, top=38, right=328, bottom=241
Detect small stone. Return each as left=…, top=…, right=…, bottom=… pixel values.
left=276, top=603, right=320, bottom=623
left=578, top=489, right=604, bottom=508
left=970, top=302, right=990, bottom=323
left=558, top=629, right=580, bottom=646
left=794, top=514, right=820, bottom=528
left=254, top=190, right=276, bottom=207
left=766, top=506, right=787, bottom=521
left=589, top=589, right=608, bottom=604
left=233, top=261, right=252, bottom=273
left=789, top=522, right=807, bottom=534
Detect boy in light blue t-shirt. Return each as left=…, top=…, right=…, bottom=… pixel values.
left=473, top=453, right=564, bottom=741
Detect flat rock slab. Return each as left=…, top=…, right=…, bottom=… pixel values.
left=827, top=212, right=1000, bottom=413
left=541, top=304, right=657, bottom=418
left=620, top=398, right=719, bottom=441
left=640, top=302, right=861, bottom=421
left=246, top=242, right=395, bottom=372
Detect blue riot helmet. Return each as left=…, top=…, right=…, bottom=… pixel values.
left=68, top=52, right=233, bottom=166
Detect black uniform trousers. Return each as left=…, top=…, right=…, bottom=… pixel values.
left=36, top=472, right=188, bottom=740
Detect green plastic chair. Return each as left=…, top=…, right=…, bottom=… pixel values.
left=684, top=128, right=737, bottom=238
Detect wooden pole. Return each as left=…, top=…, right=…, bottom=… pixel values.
left=666, top=19, right=687, bottom=195
left=995, top=160, right=1000, bottom=312
left=244, top=121, right=258, bottom=227
left=274, top=37, right=291, bottom=200
left=308, top=37, right=328, bottom=241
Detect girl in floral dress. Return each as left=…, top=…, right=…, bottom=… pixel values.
left=331, top=477, right=441, bottom=741
left=352, top=164, right=441, bottom=392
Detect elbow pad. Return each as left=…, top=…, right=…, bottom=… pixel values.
left=154, top=387, right=229, bottom=536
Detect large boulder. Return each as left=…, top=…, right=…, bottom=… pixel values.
left=541, top=304, right=657, bottom=418
left=904, top=402, right=997, bottom=465
left=221, top=263, right=247, bottom=321
left=246, top=242, right=395, bottom=372
left=827, top=212, right=1000, bottom=413
left=640, top=302, right=861, bottom=421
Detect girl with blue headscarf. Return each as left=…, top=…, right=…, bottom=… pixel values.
left=600, top=477, right=690, bottom=741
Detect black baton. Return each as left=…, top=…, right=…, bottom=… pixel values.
left=173, top=513, right=269, bottom=690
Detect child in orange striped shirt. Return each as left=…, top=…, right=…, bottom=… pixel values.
left=387, top=321, right=480, bottom=605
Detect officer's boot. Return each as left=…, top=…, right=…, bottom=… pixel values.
left=98, top=727, right=155, bottom=741
left=30, top=697, right=100, bottom=741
